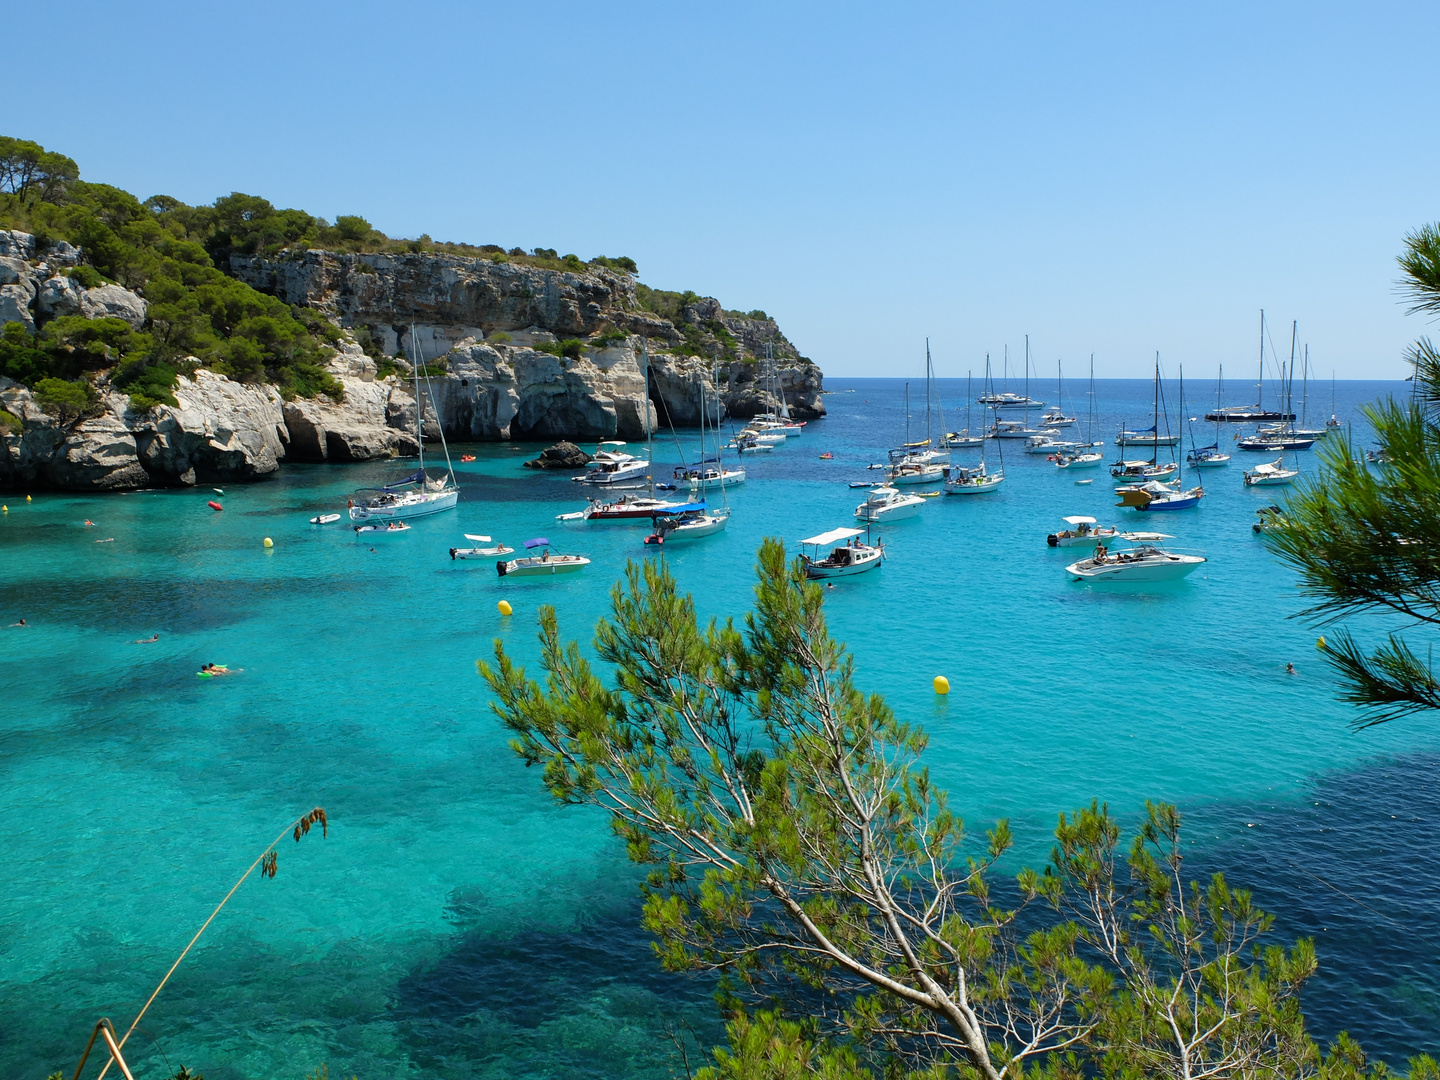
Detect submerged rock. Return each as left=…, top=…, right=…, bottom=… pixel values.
left=524, top=441, right=593, bottom=470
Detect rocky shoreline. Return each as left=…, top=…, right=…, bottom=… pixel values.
left=0, top=236, right=825, bottom=492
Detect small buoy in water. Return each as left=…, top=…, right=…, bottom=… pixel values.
left=933, top=675, right=950, bottom=695
left=208, top=500, right=223, bottom=511
left=1, top=505, right=6, bottom=512
left=26, top=494, right=32, bottom=501
left=497, top=600, right=513, bottom=616
left=263, top=537, right=273, bottom=548
left=1317, top=635, right=1327, bottom=650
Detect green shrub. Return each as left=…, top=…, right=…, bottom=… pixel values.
left=589, top=255, right=638, bottom=275
left=591, top=328, right=629, bottom=348
left=488, top=330, right=512, bottom=344
left=746, top=309, right=769, bottom=320
left=63, top=264, right=105, bottom=289
left=112, top=358, right=180, bottom=409
left=34, top=377, right=93, bottom=418
left=0, top=408, right=21, bottom=433
left=489, top=251, right=507, bottom=264
left=535, top=338, right=586, bottom=360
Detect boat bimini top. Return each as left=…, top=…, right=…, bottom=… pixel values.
left=1062, top=515, right=1096, bottom=526
left=802, top=527, right=864, bottom=547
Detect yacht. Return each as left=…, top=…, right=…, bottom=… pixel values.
left=943, top=462, right=1004, bottom=494
left=645, top=502, right=729, bottom=542
left=1055, top=451, right=1103, bottom=470
left=977, top=392, right=1044, bottom=410
left=1065, top=536, right=1206, bottom=582
left=1115, top=426, right=1181, bottom=448
left=497, top=538, right=590, bottom=577
left=855, top=485, right=925, bottom=522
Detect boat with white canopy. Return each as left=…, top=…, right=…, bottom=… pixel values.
left=644, top=501, right=729, bottom=542
left=449, top=535, right=515, bottom=559
left=800, top=526, right=884, bottom=578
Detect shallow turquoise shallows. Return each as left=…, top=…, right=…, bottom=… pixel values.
left=3, top=377, right=1437, bottom=1079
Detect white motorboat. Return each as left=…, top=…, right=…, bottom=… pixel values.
left=497, top=537, right=590, bottom=577
left=886, top=460, right=946, bottom=485
left=978, top=392, right=1044, bottom=410
left=676, top=463, right=747, bottom=489
left=1055, top=451, right=1103, bottom=470
left=743, top=427, right=786, bottom=445
left=943, top=462, right=1004, bottom=494
left=1047, top=515, right=1119, bottom=548
left=450, top=534, right=515, bottom=558
left=1187, top=445, right=1231, bottom=468
left=1065, top=536, right=1205, bottom=582
left=1025, top=434, right=1080, bottom=454
left=310, top=513, right=341, bottom=524
left=1110, top=460, right=1177, bottom=484
left=855, top=485, right=925, bottom=522
left=1039, top=407, right=1076, bottom=428
left=988, top=419, right=1049, bottom=439
left=578, top=441, right=651, bottom=485
left=354, top=521, right=412, bottom=537
left=1243, top=458, right=1299, bottom=486
left=727, top=433, right=774, bottom=453
left=644, top=503, right=729, bottom=543
left=800, top=526, right=883, bottom=578
left=1115, top=427, right=1181, bottom=448
left=559, top=494, right=688, bottom=521
left=350, top=328, right=459, bottom=523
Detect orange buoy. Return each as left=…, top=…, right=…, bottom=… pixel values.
left=208, top=500, right=223, bottom=511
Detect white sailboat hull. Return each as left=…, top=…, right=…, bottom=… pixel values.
left=349, top=489, right=458, bottom=522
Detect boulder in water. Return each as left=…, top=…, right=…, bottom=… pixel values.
left=524, top=440, right=592, bottom=470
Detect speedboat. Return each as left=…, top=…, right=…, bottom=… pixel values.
left=675, top=462, right=747, bottom=489
left=1242, top=459, right=1299, bottom=486
left=728, top=433, right=775, bottom=454
left=1055, top=451, right=1103, bottom=469
left=497, top=538, right=590, bottom=577
left=354, top=521, right=411, bottom=536
left=1253, top=505, right=1288, bottom=534
left=800, top=527, right=883, bottom=578
left=855, top=485, right=925, bottom=522
left=1187, top=445, right=1231, bottom=468
left=450, top=534, right=515, bottom=558
left=1110, top=460, right=1177, bottom=484
left=1066, top=535, right=1205, bottom=582
left=943, top=463, right=1004, bottom=494
left=1047, top=515, right=1118, bottom=548
left=988, top=419, right=1049, bottom=439
left=1039, top=406, right=1076, bottom=428
left=644, top=503, right=729, bottom=543
left=559, top=494, right=688, bottom=521
left=1115, top=481, right=1205, bottom=511
left=1025, top=434, right=1080, bottom=454
left=944, top=430, right=985, bottom=448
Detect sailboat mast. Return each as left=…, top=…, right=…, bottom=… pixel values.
left=642, top=337, right=654, bottom=499
left=1023, top=335, right=1031, bottom=428
left=1258, top=309, right=1266, bottom=412
left=1287, top=320, right=1298, bottom=432
left=409, top=323, right=426, bottom=475
left=924, top=339, right=932, bottom=447
left=1151, top=354, right=1160, bottom=468
left=1178, top=364, right=1185, bottom=485
left=1301, top=345, right=1309, bottom=428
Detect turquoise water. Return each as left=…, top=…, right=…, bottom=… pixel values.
left=3, top=377, right=1437, bottom=1079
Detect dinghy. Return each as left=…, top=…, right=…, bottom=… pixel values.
left=354, top=521, right=411, bottom=536
left=310, top=513, right=341, bottom=524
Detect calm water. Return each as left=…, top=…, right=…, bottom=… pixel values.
left=3, top=377, right=1437, bottom=1079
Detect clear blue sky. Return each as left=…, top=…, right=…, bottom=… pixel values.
left=14, top=1, right=1438, bottom=378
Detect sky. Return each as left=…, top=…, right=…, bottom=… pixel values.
left=12, top=1, right=1439, bottom=379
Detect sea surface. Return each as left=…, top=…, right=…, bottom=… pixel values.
left=3, top=376, right=1438, bottom=1079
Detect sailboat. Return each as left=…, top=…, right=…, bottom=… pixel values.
left=562, top=340, right=686, bottom=521
left=649, top=364, right=731, bottom=542
left=946, top=356, right=1005, bottom=493
left=1111, top=361, right=1178, bottom=485
left=751, top=343, right=804, bottom=434
left=887, top=345, right=948, bottom=485
left=1205, top=310, right=1296, bottom=423
left=1119, top=364, right=1204, bottom=511
left=1056, top=356, right=1104, bottom=469
left=349, top=326, right=458, bottom=522
left=1238, top=322, right=1316, bottom=450
left=676, top=360, right=746, bottom=489
left=1326, top=370, right=1342, bottom=431
left=1188, top=367, right=1232, bottom=468
left=988, top=337, right=1050, bottom=438
left=1039, top=359, right=1077, bottom=428
left=945, top=368, right=985, bottom=447
left=978, top=345, right=1044, bottom=408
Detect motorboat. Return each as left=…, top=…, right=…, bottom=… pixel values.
left=578, top=441, right=651, bottom=484
left=559, top=494, right=688, bottom=521
left=497, top=537, right=590, bottom=577
left=1243, top=458, right=1299, bottom=487
left=855, top=485, right=925, bottom=522
left=944, top=431, right=985, bottom=448
left=1110, top=460, right=1177, bottom=484
left=1187, top=445, right=1231, bottom=468
left=1205, top=406, right=1293, bottom=423
left=1065, top=536, right=1206, bottom=582
left=977, top=392, right=1044, bottom=410
left=1115, top=481, right=1204, bottom=511
left=1047, top=515, right=1118, bottom=548
left=888, top=440, right=947, bottom=464
left=800, top=526, right=883, bottom=578
left=354, top=521, right=411, bottom=536
left=1055, top=451, right=1103, bottom=470
left=1025, top=434, right=1080, bottom=454
left=943, top=462, right=1004, bottom=494
left=885, top=460, right=947, bottom=485
left=1039, top=406, right=1076, bottom=428
left=310, top=513, right=341, bottom=524
left=741, top=427, right=786, bottom=445
left=1115, top=426, right=1180, bottom=448
left=728, top=433, right=774, bottom=454
left=1252, top=505, right=1288, bottom=534
left=988, top=418, right=1049, bottom=439
left=450, top=534, right=515, bottom=558
left=644, top=503, right=729, bottom=543
left=675, top=461, right=746, bottom=489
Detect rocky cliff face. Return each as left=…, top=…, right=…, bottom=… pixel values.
left=0, top=235, right=825, bottom=492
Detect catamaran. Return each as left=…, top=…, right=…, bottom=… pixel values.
left=349, top=327, right=458, bottom=522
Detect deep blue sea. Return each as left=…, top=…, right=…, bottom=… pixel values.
left=3, top=376, right=1438, bottom=1079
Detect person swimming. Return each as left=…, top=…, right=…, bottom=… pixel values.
left=9, top=618, right=27, bottom=627
left=133, top=634, right=159, bottom=643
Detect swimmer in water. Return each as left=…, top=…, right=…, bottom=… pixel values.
left=9, top=618, right=27, bottom=627
left=133, top=634, right=159, bottom=643
left=1286, top=662, right=1296, bottom=675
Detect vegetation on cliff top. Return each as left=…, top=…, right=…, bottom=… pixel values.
left=0, top=135, right=799, bottom=415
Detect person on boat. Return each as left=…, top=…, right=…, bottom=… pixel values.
left=1093, top=544, right=1107, bottom=563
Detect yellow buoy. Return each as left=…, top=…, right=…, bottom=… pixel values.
left=263, top=537, right=273, bottom=548
left=1, top=505, right=6, bottom=512
left=933, top=675, right=950, bottom=695
left=1317, top=635, right=1327, bottom=650
left=25, top=494, right=31, bottom=501
left=498, top=600, right=513, bottom=616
